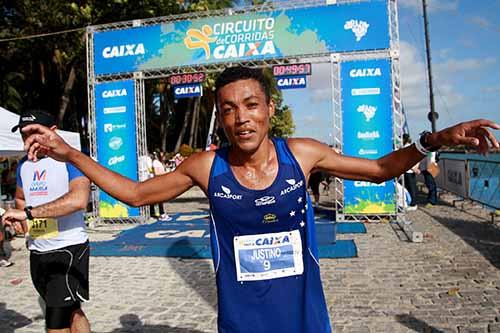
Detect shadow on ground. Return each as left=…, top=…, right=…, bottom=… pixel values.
left=423, top=208, right=500, bottom=269
left=416, top=190, right=500, bottom=269
left=166, top=240, right=217, bottom=311
left=0, top=302, right=33, bottom=333
left=106, top=313, right=207, bottom=333
left=396, top=314, right=448, bottom=333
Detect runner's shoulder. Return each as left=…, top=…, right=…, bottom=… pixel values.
left=287, top=137, right=325, bottom=153
left=177, top=150, right=216, bottom=176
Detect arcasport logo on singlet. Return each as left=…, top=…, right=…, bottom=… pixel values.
left=280, top=179, right=304, bottom=196
left=214, top=185, right=243, bottom=200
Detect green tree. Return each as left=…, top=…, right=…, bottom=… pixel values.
left=270, top=103, right=295, bottom=138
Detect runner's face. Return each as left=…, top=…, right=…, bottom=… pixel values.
left=217, top=79, right=274, bottom=153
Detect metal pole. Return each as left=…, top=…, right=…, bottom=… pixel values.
left=205, top=104, right=217, bottom=150
left=422, top=0, right=437, bottom=133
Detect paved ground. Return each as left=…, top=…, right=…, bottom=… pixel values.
left=1, top=187, right=499, bottom=333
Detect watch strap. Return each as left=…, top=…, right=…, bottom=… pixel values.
left=24, top=206, right=34, bottom=220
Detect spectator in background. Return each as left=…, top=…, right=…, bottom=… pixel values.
left=152, top=152, right=172, bottom=221
left=174, top=153, right=185, bottom=167
left=308, top=171, right=323, bottom=208
left=403, top=134, right=420, bottom=210
left=419, top=150, right=438, bottom=206
left=0, top=212, right=14, bottom=267
left=2, top=161, right=18, bottom=200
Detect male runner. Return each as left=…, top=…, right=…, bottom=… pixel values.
left=17, top=67, right=499, bottom=332
left=2, top=109, right=91, bottom=333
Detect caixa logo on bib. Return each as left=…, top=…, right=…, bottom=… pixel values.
left=214, top=185, right=242, bottom=200
left=255, top=234, right=291, bottom=246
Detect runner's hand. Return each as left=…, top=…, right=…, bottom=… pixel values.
left=22, top=124, right=73, bottom=162
left=431, top=119, right=500, bottom=154
left=1, top=209, right=29, bottom=234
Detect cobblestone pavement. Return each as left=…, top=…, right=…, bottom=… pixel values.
left=1, top=188, right=499, bottom=333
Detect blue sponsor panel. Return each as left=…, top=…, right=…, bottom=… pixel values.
left=276, top=75, right=307, bottom=89
left=468, top=160, right=500, bottom=209
left=173, top=83, right=203, bottom=99
left=95, top=80, right=140, bottom=217
left=341, top=59, right=395, bottom=214
left=93, top=1, right=389, bottom=75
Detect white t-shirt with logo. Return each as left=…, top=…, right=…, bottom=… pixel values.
left=17, top=156, right=88, bottom=252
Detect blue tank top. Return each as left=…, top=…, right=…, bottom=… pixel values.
left=208, top=138, right=331, bottom=333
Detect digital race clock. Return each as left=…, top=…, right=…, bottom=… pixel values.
left=272, top=63, right=312, bottom=76
left=168, top=72, right=206, bottom=85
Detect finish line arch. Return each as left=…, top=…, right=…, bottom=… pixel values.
left=86, top=0, right=404, bottom=223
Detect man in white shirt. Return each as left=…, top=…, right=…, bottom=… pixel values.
left=1, top=110, right=91, bottom=333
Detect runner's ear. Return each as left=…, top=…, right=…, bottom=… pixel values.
left=268, top=99, right=275, bottom=118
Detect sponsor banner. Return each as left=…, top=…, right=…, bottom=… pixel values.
left=173, top=83, right=203, bottom=99
left=443, top=159, right=467, bottom=197
left=276, top=75, right=307, bottom=90
left=341, top=58, right=395, bottom=214
left=93, top=1, right=389, bottom=75
left=468, top=160, right=500, bottom=209
left=95, top=80, right=140, bottom=217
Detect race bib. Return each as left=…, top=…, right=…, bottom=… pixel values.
left=28, top=218, right=59, bottom=239
left=234, top=230, right=303, bottom=282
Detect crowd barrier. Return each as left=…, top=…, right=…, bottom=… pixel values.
left=436, top=153, right=499, bottom=210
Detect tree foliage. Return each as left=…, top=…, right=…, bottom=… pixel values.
left=0, top=0, right=295, bottom=153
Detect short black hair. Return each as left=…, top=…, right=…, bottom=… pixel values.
left=215, top=66, right=271, bottom=108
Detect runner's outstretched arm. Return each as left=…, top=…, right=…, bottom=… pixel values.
left=21, top=124, right=212, bottom=207
left=2, top=177, right=89, bottom=233
left=291, top=119, right=499, bottom=183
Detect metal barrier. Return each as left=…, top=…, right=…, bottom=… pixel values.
left=437, top=153, right=499, bottom=210
left=468, top=159, right=499, bottom=210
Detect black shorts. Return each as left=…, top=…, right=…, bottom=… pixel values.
left=30, top=241, right=89, bottom=307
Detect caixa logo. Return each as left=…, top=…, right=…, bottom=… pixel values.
left=214, top=185, right=242, bottom=200
left=280, top=179, right=304, bottom=196
left=102, top=89, right=127, bottom=98
left=255, top=196, right=275, bottom=206
left=102, top=43, right=145, bottom=59
left=255, top=235, right=290, bottom=246
left=349, top=67, right=382, bottom=78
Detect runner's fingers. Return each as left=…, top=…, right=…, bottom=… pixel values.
left=477, top=127, right=499, bottom=149
left=467, top=119, right=500, bottom=130
left=20, top=220, right=29, bottom=234
left=27, top=142, right=40, bottom=161
left=456, top=136, right=479, bottom=147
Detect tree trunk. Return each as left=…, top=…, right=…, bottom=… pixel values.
left=160, top=92, right=170, bottom=152
left=188, top=97, right=200, bottom=147
left=193, top=104, right=201, bottom=148
left=174, top=99, right=194, bottom=152
left=57, top=65, right=76, bottom=126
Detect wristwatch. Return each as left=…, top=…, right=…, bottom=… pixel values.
left=419, top=131, right=441, bottom=152
left=24, top=206, right=34, bottom=220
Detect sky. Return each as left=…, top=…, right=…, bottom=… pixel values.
left=236, top=0, right=500, bottom=143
